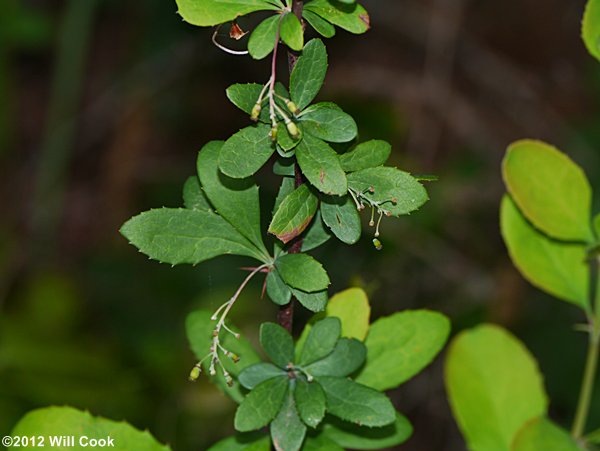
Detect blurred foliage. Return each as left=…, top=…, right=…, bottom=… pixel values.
left=1, top=1, right=600, bottom=450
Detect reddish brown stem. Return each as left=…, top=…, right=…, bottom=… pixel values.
left=278, top=0, right=304, bottom=334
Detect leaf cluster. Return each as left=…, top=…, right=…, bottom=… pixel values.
left=186, top=288, right=450, bottom=451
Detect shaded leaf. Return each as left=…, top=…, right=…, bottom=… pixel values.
left=266, top=269, right=292, bottom=306
left=445, top=324, right=548, bottom=451
left=303, top=9, right=336, bottom=38
left=269, top=185, right=319, bottom=244
left=275, top=253, right=330, bottom=292
left=197, top=141, right=269, bottom=256
left=302, top=435, right=344, bottom=451
left=234, top=376, right=289, bottom=432
left=297, top=134, right=347, bottom=196
left=306, top=338, right=366, bottom=377
left=347, top=167, right=428, bottom=216
left=356, top=310, right=450, bottom=390
left=290, top=288, right=328, bottom=312
left=502, top=139, right=594, bottom=242
left=500, top=195, right=589, bottom=310
left=271, top=386, right=307, bottom=451
left=176, top=0, right=279, bottom=27
left=207, top=432, right=271, bottom=451
left=238, top=362, right=286, bottom=390
left=295, top=378, right=327, bottom=428
left=290, top=39, right=328, bottom=110
left=12, top=406, right=169, bottom=450
left=248, top=15, right=280, bottom=59
left=295, top=288, right=370, bottom=359
left=322, top=412, right=413, bottom=450
left=299, top=317, right=341, bottom=365
left=299, top=103, right=357, bottom=143
left=219, top=124, right=275, bottom=178
left=183, top=176, right=211, bottom=211
left=120, top=208, right=265, bottom=265
left=317, top=377, right=395, bottom=427
left=301, top=211, right=332, bottom=251
left=280, top=12, right=304, bottom=51
left=321, top=195, right=361, bottom=244
left=260, top=322, right=295, bottom=368
left=339, top=140, right=391, bottom=172
left=304, top=0, right=370, bottom=34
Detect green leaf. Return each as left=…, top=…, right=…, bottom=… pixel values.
left=299, top=317, right=341, bottom=365
left=271, top=386, right=307, bottom=451
left=187, top=310, right=261, bottom=402
left=583, top=0, right=600, bottom=63
left=445, top=324, right=548, bottom=451
left=512, top=418, right=583, bottom=451
left=303, top=9, right=336, bottom=38
left=11, top=406, right=169, bottom=450
left=269, top=185, right=319, bottom=244
left=299, top=103, right=357, bottom=143
left=234, top=376, right=289, bottom=432
left=208, top=434, right=270, bottom=451
left=290, top=288, right=328, bottom=312
left=297, top=134, right=347, bottom=196
left=347, top=167, right=428, bottom=216
left=238, top=362, right=286, bottom=390
left=219, top=124, right=275, bottom=179
left=120, top=208, right=265, bottom=265
left=502, top=139, right=594, bottom=242
left=356, top=310, right=450, bottom=391
left=322, top=412, right=413, bottom=450
left=325, top=288, right=370, bottom=340
left=296, top=288, right=370, bottom=359
left=306, top=338, right=366, bottom=377
left=273, top=158, right=296, bottom=177
left=290, top=39, right=328, bottom=110
left=321, top=195, right=361, bottom=244
left=197, top=141, right=269, bottom=257
left=339, top=140, right=392, bottom=172
left=260, top=322, right=295, bottom=368
left=500, top=195, right=589, bottom=309
left=280, top=12, right=304, bottom=51
left=277, top=121, right=303, bottom=151
left=175, top=0, right=280, bottom=27
left=248, top=15, right=280, bottom=60
left=208, top=433, right=270, bottom=451
left=226, top=83, right=290, bottom=124
left=266, top=269, right=292, bottom=306
left=304, top=0, right=370, bottom=34
left=275, top=253, right=330, bottom=292
left=303, top=435, right=344, bottom=451
left=295, top=378, right=327, bottom=428
left=317, top=377, right=395, bottom=427
left=183, top=176, right=212, bottom=211
left=301, top=211, right=332, bottom=251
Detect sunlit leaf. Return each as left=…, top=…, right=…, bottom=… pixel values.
left=12, top=407, right=169, bottom=450
left=445, top=324, right=548, bottom=451
left=355, top=310, right=450, bottom=390
left=502, top=139, right=594, bottom=242
left=500, top=195, right=589, bottom=310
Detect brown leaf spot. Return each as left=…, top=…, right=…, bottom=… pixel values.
left=319, top=169, right=325, bottom=184
left=359, top=13, right=371, bottom=29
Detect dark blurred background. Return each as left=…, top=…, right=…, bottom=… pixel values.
left=1, top=0, right=600, bottom=449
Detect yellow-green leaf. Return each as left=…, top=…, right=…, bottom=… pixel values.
left=445, top=325, right=548, bottom=451
left=502, top=139, right=594, bottom=242
left=583, top=0, right=600, bottom=63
